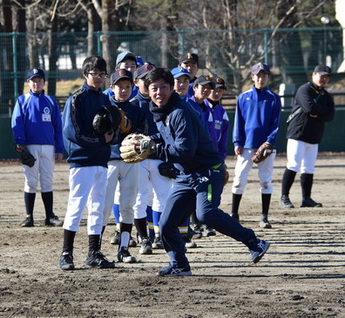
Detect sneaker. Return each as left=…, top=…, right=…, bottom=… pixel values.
left=249, top=239, right=270, bottom=264
left=183, top=235, right=197, bottom=248
left=156, top=264, right=192, bottom=277
left=230, top=212, right=240, bottom=222
left=300, top=197, right=322, bottom=208
left=129, top=236, right=137, bottom=247
left=45, top=215, right=63, bottom=226
left=21, top=215, right=34, bottom=227
left=191, top=225, right=203, bottom=239
left=280, top=195, right=294, bottom=208
left=139, top=238, right=153, bottom=255
left=110, top=230, right=120, bottom=245
left=85, top=251, right=115, bottom=268
left=204, top=226, right=216, bottom=237
left=259, top=215, right=272, bottom=229
left=59, top=252, right=75, bottom=270
left=117, top=247, right=137, bottom=263
left=152, top=236, right=164, bottom=249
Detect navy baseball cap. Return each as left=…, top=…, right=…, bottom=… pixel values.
left=213, top=76, right=227, bottom=90
left=116, top=51, right=137, bottom=66
left=133, top=63, right=155, bottom=79
left=171, top=67, right=193, bottom=79
left=179, top=52, right=199, bottom=65
left=194, top=75, right=215, bottom=88
left=27, top=68, right=45, bottom=81
left=251, top=63, right=270, bottom=75
left=110, top=69, right=133, bottom=85
left=136, top=56, right=144, bottom=66
left=314, top=65, right=331, bottom=75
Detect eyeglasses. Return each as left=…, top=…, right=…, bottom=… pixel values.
left=87, top=72, right=108, bottom=79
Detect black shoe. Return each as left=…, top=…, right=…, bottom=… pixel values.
left=156, top=264, right=192, bottom=277
left=231, top=212, right=239, bottom=222
left=139, top=238, right=153, bottom=255
left=249, top=239, right=270, bottom=264
left=117, top=247, right=137, bottom=263
left=191, top=225, right=203, bottom=239
left=45, top=215, right=63, bottom=226
left=300, top=197, right=322, bottom=208
left=129, top=236, right=137, bottom=247
left=21, top=215, right=34, bottom=227
left=60, top=252, right=75, bottom=270
left=110, top=230, right=120, bottom=245
left=152, top=236, right=164, bottom=249
left=85, top=251, right=115, bottom=268
left=204, top=226, right=216, bottom=237
left=182, top=235, right=197, bottom=248
left=259, top=215, right=272, bottom=229
left=280, top=195, right=294, bottom=208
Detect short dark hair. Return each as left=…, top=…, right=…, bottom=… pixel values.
left=144, top=68, right=174, bottom=89
left=82, top=56, right=107, bottom=74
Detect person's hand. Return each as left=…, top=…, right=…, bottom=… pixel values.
left=234, top=146, right=243, bottom=155
left=55, top=153, right=63, bottom=162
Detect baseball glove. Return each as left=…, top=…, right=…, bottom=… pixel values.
left=118, top=108, right=132, bottom=134
left=120, top=133, right=156, bottom=163
left=92, top=105, right=122, bottom=135
left=16, top=145, right=36, bottom=167
left=252, top=142, right=274, bottom=164
left=158, top=162, right=179, bottom=179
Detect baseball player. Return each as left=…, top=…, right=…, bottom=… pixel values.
left=280, top=65, right=335, bottom=208
left=139, top=68, right=270, bottom=276
left=231, top=63, right=281, bottom=228
left=59, top=56, right=115, bottom=270
left=130, top=63, right=173, bottom=253
left=11, top=68, right=64, bottom=228
left=102, top=69, right=145, bottom=263
left=178, top=52, right=199, bottom=98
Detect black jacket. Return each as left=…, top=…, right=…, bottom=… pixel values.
left=287, top=81, right=334, bottom=144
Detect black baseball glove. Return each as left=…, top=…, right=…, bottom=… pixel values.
left=92, top=105, right=122, bottom=135
left=16, top=145, right=36, bottom=167
left=158, top=162, right=179, bottom=179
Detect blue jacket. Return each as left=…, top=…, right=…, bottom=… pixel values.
left=150, top=92, right=222, bottom=174
left=11, top=90, right=64, bottom=153
left=62, top=83, right=112, bottom=168
left=233, top=86, right=281, bottom=148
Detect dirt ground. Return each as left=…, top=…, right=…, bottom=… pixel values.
left=1, top=154, right=344, bottom=318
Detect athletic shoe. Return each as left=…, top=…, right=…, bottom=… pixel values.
left=110, top=231, right=120, bottom=245
left=249, top=239, right=270, bottom=264
left=152, top=236, right=164, bottom=249
left=156, top=264, right=192, bottom=277
left=259, top=215, right=272, bottom=229
left=300, top=197, right=322, bottom=208
left=117, top=247, right=137, bottom=263
left=21, top=215, right=34, bottom=227
left=85, top=251, right=115, bottom=268
left=280, top=195, right=294, bottom=208
left=230, top=212, right=240, bottom=222
left=129, top=236, right=137, bottom=247
left=204, top=226, right=216, bottom=237
left=183, top=235, right=197, bottom=248
left=59, top=252, right=75, bottom=270
left=139, top=238, right=153, bottom=255
left=45, top=215, right=63, bottom=226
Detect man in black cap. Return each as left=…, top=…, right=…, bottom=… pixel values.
left=280, top=65, right=335, bottom=209
left=178, top=52, right=199, bottom=98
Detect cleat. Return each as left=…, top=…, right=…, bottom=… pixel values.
left=59, top=252, right=75, bottom=270
left=280, top=195, right=294, bottom=208
left=21, top=215, right=34, bottom=227
left=300, top=197, right=322, bottom=208
left=231, top=212, right=240, bottom=222
left=152, top=236, right=164, bottom=249
left=249, top=239, right=270, bottom=264
left=139, top=238, right=153, bottom=255
left=183, top=235, right=197, bottom=248
left=189, top=225, right=202, bottom=240
left=259, top=215, right=272, bottom=229
left=85, top=251, right=115, bottom=268
left=156, top=264, right=192, bottom=277
left=110, top=231, right=120, bottom=245
left=45, top=215, right=63, bottom=226
left=204, top=226, right=216, bottom=237
left=129, top=236, right=137, bottom=247
left=117, top=247, right=137, bottom=263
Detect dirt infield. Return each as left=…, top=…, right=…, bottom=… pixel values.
left=1, top=154, right=345, bottom=318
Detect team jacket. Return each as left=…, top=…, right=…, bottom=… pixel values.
left=149, top=92, right=222, bottom=174
left=233, top=85, right=281, bottom=149
left=205, top=99, right=230, bottom=160
left=108, top=97, right=145, bottom=160
left=62, top=83, right=112, bottom=168
left=11, top=90, right=64, bottom=153
left=287, top=81, right=335, bottom=144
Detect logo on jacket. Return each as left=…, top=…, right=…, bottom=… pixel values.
left=42, top=107, right=51, bottom=122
